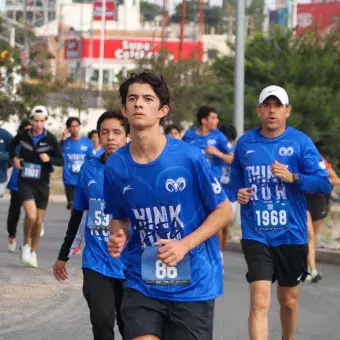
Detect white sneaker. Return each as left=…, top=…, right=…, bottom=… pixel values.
left=21, top=244, right=31, bottom=265
left=28, top=251, right=38, bottom=268
left=8, top=238, right=16, bottom=252
left=40, top=225, right=45, bottom=237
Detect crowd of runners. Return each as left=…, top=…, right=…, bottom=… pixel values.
left=1, top=72, right=339, bottom=340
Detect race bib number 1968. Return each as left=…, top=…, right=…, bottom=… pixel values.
left=253, top=200, right=289, bottom=231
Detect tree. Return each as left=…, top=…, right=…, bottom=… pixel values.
left=140, top=1, right=162, bottom=22
left=246, top=0, right=265, bottom=32
left=212, top=27, right=340, bottom=166
left=108, top=51, right=224, bottom=126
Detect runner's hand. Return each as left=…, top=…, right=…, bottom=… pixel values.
left=53, top=260, right=68, bottom=281
left=108, top=229, right=126, bottom=258
left=206, top=145, right=219, bottom=156
left=271, top=161, right=294, bottom=183
left=155, top=239, right=190, bottom=267
left=40, top=153, right=50, bottom=163
left=62, top=127, right=70, bottom=140
left=237, top=188, right=253, bottom=204
left=12, top=157, right=23, bottom=170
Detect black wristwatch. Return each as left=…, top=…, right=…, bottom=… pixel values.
left=293, top=173, right=300, bottom=183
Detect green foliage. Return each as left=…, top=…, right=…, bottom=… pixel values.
left=212, top=27, right=340, bottom=166
left=140, top=1, right=162, bottom=22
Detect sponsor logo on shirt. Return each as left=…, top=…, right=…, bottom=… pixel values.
left=207, top=139, right=217, bottom=145
left=279, top=147, right=294, bottom=156
left=80, top=145, right=88, bottom=151
left=40, top=142, right=48, bottom=146
left=87, top=180, right=97, bottom=187
left=0, top=139, right=4, bottom=143
left=165, top=178, right=186, bottom=192
left=122, top=185, right=133, bottom=194
left=246, top=149, right=255, bottom=156
left=319, top=161, right=326, bottom=170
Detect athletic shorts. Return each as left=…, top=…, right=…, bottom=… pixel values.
left=306, top=193, right=329, bottom=221
left=121, top=288, right=215, bottom=340
left=19, top=181, right=50, bottom=210
left=241, top=240, right=309, bottom=287
left=64, top=185, right=76, bottom=209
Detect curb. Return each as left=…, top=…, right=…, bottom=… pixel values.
left=225, top=241, right=340, bottom=265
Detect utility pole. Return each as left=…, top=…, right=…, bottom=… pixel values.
left=161, top=0, right=168, bottom=44
left=97, top=0, right=107, bottom=104
left=233, top=0, right=245, bottom=137
left=179, top=0, right=186, bottom=60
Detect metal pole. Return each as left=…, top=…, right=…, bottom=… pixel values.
left=23, top=0, right=29, bottom=55
left=179, top=0, right=186, bottom=60
left=233, top=0, right=245, bottom=137
left=98, top=0, right=107, bottom=95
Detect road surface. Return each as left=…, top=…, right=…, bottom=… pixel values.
left=0, top=202, right=339, bottom=339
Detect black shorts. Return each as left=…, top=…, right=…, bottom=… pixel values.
left=306, top=193, right=329, bottom=221
left=19, top=181, right=50, bottom=210
left=241, top=240, right=308, bottom=287
left=64, top=185, right=76, bottom=209
left=121, top=288, right=214, bottom=340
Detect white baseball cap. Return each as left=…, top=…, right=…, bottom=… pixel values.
left=259, top=85, right=289, bottom=105
left=30, top=105, right=48, bottom=118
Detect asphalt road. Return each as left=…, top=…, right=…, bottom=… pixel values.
left=0, top=201, right=339, bottom=340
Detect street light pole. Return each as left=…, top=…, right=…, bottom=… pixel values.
left=233, top=0, right=245, bottom=137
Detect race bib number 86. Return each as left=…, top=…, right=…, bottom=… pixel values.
left=141, top=246, right=191, bottom=285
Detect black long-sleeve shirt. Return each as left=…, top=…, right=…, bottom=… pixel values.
left=9, top=129, right=63, bottom=185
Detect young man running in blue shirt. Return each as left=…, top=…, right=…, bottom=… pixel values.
left=182, top=106, right=234, bottom=181
left=105, top=72, right=233, bottom=340
left=53, top=111, right=128, bottom=340
left=61, top=117, right=94, bottom=212
left=228, top=86, right=331, bottom=340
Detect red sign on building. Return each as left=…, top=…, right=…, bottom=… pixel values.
left=64, top=39, right=81, bottom=59
left=296, top=2, right=340, bottom=35
left=82, top=38, right=204, bottom=61
left=93, top=0, right=116, bottom=21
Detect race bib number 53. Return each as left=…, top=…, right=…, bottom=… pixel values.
left=88, top=199, right=110, bottom=230
left=141, top=246, right=191, bottom=285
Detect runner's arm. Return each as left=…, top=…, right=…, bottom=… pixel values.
left=295, top=140, right=331, bottom=194
left=212, top=150, right=234, bottom=164
left=328, top=168, right=340, bottom=186
left=181, top=200, right=232, bottom=251
left=58, top=209, right=84, bottom=261
left=8, top=133, right=21, bottom=161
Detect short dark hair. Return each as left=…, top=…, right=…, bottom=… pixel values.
left=18, top=119, right=31, bottom=132
left=119, top=72, right=170, bottom=109
left=219, top=124, right=237, bottom=142
left=96, top=110, right=129, bottom=135
left=196, top=106, right=217, bottom=126
left=87, top=129, right=98, bottom=139
left=165, top=124, right=181, bottom=135
left=66, top=117, right=81, bottom=128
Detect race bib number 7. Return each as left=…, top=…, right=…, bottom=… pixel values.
left=141, top=246, right=191, bottom=285
left=253, top=201, right=289, bottom=230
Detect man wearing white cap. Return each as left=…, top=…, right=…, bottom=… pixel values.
left=9, top=106, right=63, bottom=268
left=227, top=86, right=331, bottom=340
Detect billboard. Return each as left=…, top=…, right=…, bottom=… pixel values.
left=82, top=38, right=204, bottom=61
left=296, top=2, right=340, bottom=35
left=93, top=0, right=116, bottom=21
left=64, top=39, right=81, bottom=59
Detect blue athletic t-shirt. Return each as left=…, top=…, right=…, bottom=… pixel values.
left=228, top=127, right=331, bottom=246
left=62, top=137, right=94, bottom=186
left=182, top=128, right=232, bottom=180
left=104, top=136, right=227, bottom=302
left=73, top=157, right=125, bottom=279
